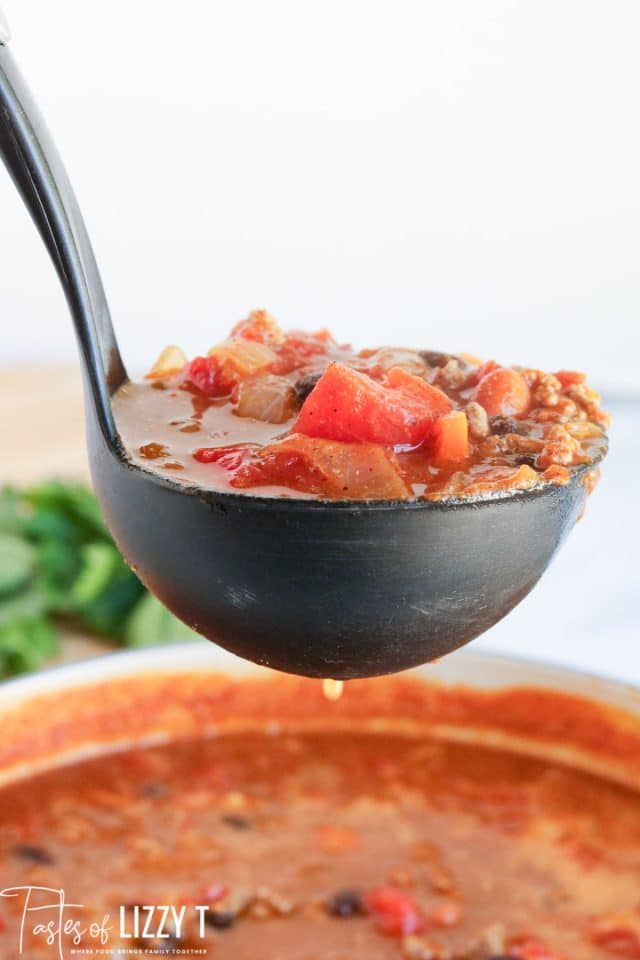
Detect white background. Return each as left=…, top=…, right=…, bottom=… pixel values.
left=0, top=2, right=638, bottom=682
left=0, top=0, right=638, bottom=393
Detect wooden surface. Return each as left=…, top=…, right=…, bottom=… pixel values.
left=0, top=365, right=89, bottom=484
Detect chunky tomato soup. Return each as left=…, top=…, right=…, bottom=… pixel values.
left=112, top=310, right=609, bottom=501
left=0, top=675, right=639, bottom=960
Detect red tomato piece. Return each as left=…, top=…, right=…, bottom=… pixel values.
left=366, top=887, right=425, bottom=936
left=194, top=445, right=251, bottom=471
left=316, top=825, right=360, bottom=852
left=233, top=447, right=325, bottom=495
left=232, top=436, right=409, bottom=499
left=273, top=330, right=335, bottom=374
left=185, top=356, right=232, bottom=397
left=287, top=329, right=335, bottom=356
left=385, top=366, right=453, bottom=418
left=591, top=930, right=640, bottom=958
left=590, top=913, right=640, bottom=958
left=474, top=367, right=531, bottom=417
left=554, top=369, right=586, bottom=390
left=431, top=411, right=469, bottom=462
left=199, top=883, right=228, bottom=905
left=426, top=900, right=462, bottom=927
left=294, top=363, right=444, bottom=446
left=509, top=935, right=563, bottom=959
left=466, top=358, right=501, bottom=386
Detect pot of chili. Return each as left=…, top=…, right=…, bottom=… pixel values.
left=0, top=643, right=638, bottom=960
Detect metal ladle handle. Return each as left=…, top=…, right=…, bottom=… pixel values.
left=0, top=12, right=125, bottom=445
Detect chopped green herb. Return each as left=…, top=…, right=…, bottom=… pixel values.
left=125, top=593, right=196, bottom=648
left=0, top=481, right=200, bottom=678
left=0, top=534, right=35, bottom=595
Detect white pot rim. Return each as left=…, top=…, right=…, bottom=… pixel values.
left=1, top=641, right=638, bottom=717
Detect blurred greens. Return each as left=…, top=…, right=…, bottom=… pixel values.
left=0, top=480, right=198, bottom=678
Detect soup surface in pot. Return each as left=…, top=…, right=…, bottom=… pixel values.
left=0, top=721, right=639, bottom=958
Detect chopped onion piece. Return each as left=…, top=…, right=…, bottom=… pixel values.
left=145, top=345, right=187, bottom=379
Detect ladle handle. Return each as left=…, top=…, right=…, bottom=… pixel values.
left=0, top=25, right=125, bottom=445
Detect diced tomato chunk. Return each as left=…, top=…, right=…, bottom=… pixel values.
left=365, top=887, right=424, bottom=936
left=554, top=369, right=586, bottom=390
left=466, top=358, right=501, bottom=386
left=231, top=435, right=409, bottom=499
left=187, top=342, right=277, bottom=397
left=194, top=445, right=252, bottom=471
left=509, top=935, right=563, bottom=959
left=185, top=356, right=232, bottom=397
left=385, top=367, right=453, bottom=418
left=432, top=411, right=469, bottom=462
left=198, top=883, right=228, bottom=905
left=272, top=330, right=336, bottom=374
left=591, top=930, right=640, bottom=958
left=474, top=367, right=531, bottom=417
left=426, top=900, right=462, bottom=927
left=294, top=363, right=445, bottom=447
left=316, top=825, right=360, bottom=852
left=590, top=913, right=640, bottom=958
left=287, top=329, right=335, bottom=355
left=233, top=445, right=326, bottom=495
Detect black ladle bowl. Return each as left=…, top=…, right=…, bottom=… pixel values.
left=0, top=38, right=598, bottom=678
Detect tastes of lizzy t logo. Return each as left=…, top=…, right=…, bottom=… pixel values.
left=0, top=886, right=111, bottom=958
left=0, top=885, right=211, bottom=957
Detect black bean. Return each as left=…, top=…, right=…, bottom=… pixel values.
left=418, top=350, right=454, bottom=368
left=148, top=935, right=181, bottom=954
left=294, top=372, right=322, bottom=403
left=325, top=889, right=365, bottom=918
left=514, top=454, right=538, bottom=469
left=11, top=844, right=54, bottom=865
left=133, top=934, right=183, bottom=953
left=489, top=416, right=520, bottom=436
left=222, top=814, right=251, bottom=830
left=140, top=781, right=167, bottom=798
left=205, top=910, right=236, bottom=930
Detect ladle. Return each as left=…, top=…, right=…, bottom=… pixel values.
left=0, top=31, right=597, bottom=678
